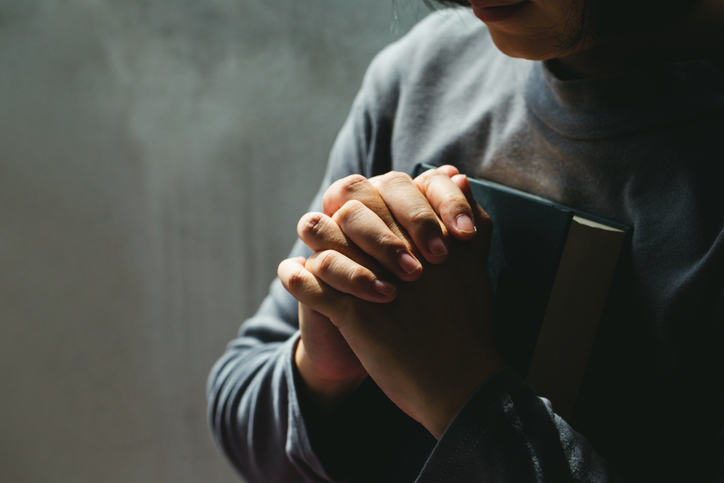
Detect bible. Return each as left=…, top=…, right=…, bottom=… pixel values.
left=415, top=163, right=629, bottom=421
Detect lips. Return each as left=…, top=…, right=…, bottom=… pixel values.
left=468, top=0, right=529, bottom=22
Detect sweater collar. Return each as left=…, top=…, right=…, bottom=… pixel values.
left=524, top=58, right=724, bottom=140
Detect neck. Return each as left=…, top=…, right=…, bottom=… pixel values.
left=546, top=0, right=724, bottom=81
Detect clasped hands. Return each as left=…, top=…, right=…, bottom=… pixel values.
left=278, top=166, right=505, bottom=439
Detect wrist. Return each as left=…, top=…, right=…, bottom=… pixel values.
left=425, top=352, right=507, bottom=439
left=294, top=339, right=367, bottom=414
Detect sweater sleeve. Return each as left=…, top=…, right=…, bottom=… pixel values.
left=416, top=368, right=621, bottom=483
left=206, top=218, right=334, bottom=480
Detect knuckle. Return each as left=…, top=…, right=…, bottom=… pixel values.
left=440, top=189, right=465, bottom=208
left=344, top=199, right=366, bottom=212
left=297, top=212, right=326, bottom=238
left=415, top=168, right=439, bottom=186
left=418, top=173, right=445, bottom=196
left=379, top=171, right=412, bottom=186
left=314, top=250, right=338, bottom=276
left=374, top=231, right=403, bottom=250
left=408, top=207, right=437, bottom=225
left=438, top=165, right=459, bottom=177
left=285, top=268, right=307, bottom=294
left=334, top=199, right=365, bottom=224
left=323, top=174, right=371, bottom=213
left=338, top=174, right=371, bottom=198
left=348, top=265, right=371, bottom=285
left=408, top=208, right=443, bottom=235
left=426, top=181, right=468, bottom=215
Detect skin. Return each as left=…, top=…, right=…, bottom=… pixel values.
left=477, top=0, right=724, bottom=78
left=467, top=0, right=587, bottom=60
left=281, top=167, right=505, bottom=437
left=279, top=0, right=724, bottom=438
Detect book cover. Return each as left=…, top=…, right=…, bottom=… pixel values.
left=414, top=163, right=630, bottom=419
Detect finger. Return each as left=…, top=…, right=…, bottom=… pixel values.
left=277, top=257, right=353, bottom=326
left=436, top=164, right=460, bottom=178
left=297, top=211, right=400, bottom=284
left=415, top=168, right=478, bottom=241
left=297, top=211, right=379, bottom=268
left=450, top=174, right=493, bottom=264
left=305, top=250, right=397, bottom=303
left=333, top=199, right=423, bottom=281
left=369, top=171, right=450, bottom=264
left=297, top=212, right=351, bottom=252
left=451, top=174, right=492, bottom=237
left=322, top=174, right=425, bottom=275
left=322, top=175, right=406, bottom=241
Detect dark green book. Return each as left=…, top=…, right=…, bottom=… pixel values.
left=415, top=163, right=630, bottom=420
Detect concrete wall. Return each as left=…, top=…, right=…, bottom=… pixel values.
left=0, top=1, right=423, bottom=481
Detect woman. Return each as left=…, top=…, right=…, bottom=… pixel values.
left=209, top=0, right=724, bottom=481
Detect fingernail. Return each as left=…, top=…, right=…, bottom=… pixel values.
left=428, top=236, right=448, bottom=257
left=398, top=252, right=422, bottom=275
left=374, top=279, right=397, bottom=296
left=455, top=214, right=476, bottom=234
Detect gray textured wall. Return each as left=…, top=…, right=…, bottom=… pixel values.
left=0, top=1, right=423, bottom=481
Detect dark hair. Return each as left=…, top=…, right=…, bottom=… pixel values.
left=425, top=0, right=704, bottom=48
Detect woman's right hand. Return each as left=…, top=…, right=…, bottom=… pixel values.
left=294, top=299, right=368, bottom=413
left=290, top=207, right=398, bottom=413
left=302, top=165, right=481, bottom=302
left=285, top=167, right=491, bottom=413
left=281, top=167, right=503, bottom=437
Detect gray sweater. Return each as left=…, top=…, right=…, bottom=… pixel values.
left=208, top=10, right=724, bottom=482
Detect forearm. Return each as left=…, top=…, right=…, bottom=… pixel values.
left=207, top=274, right=335, bottom=482
left=294, top=337, right=367, bottom=415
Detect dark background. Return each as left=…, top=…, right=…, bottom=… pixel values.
left=0, top=1, right=423, bottom=481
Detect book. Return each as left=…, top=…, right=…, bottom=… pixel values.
left=414, top=163, right=629, bottom=421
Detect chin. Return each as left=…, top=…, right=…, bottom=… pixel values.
left=488, top=30, right=567, bottom=61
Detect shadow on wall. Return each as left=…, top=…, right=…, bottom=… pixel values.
left=0, top=1, right=423, bottom=482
